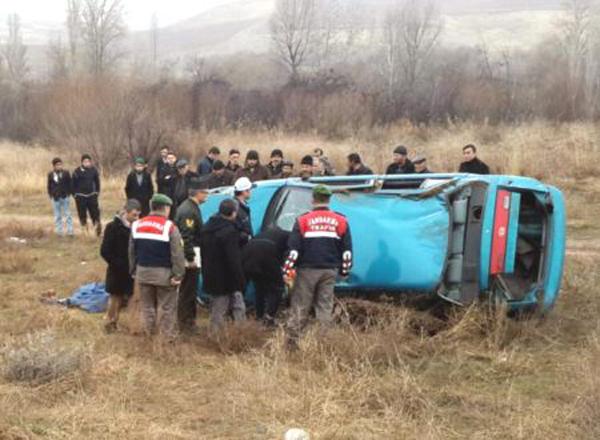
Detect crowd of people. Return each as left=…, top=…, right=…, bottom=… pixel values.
left=46, top=143, right=491, bottom=344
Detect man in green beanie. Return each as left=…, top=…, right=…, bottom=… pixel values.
left=283, top=185, right=353, bottom=348
left=129, top=193, right=186, bottom=341
left=125, top=157, right=154, bottom=217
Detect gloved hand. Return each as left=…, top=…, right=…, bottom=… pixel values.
left=340, top=251, right=352, bottom=277
left=283, top=250, right=299, bottom=278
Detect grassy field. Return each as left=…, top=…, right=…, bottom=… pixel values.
left=0, top=123, right=599, bottom=439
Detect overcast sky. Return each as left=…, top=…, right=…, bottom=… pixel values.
left=0, top=0, right=233, bottom=30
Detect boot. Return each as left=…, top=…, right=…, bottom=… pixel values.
left=95, top=221, right=102, bottom=237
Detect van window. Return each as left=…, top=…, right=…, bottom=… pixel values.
left=263, top=187, right=313, bottom=232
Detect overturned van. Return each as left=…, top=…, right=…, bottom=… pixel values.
left=199, top=174, right=566, bottom=313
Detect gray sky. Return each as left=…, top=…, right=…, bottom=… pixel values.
left=0, top=0, right=233, bottom=30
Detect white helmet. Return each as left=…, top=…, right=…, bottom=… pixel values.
left=234, top=177, right=253, bottom=192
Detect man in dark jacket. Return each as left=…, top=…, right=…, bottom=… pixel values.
left=243, top=227, right=290, bottom=326
left=175, top=179, right=209, bottom=334
left=459, top=144, right=490, bottom=175
left=226, top=149, right=242, bottom=174
left=386, top=145, right=415, bottom=175
left=157, top=151, right=177, bottom=196
left=234, top=150, right=271, bottom=182
left=197, top=146, right=221, bottom=176
left=155, top=146, right=170, bottom=191
left=72, top=154, right=102, bottom=236
left=281, top=160, right=295, bottom=179
left=125, top=158, right=154, bottom=217
left=201, top=199, right=246, bottom=334
left=267, top=149, right=284, bottom=179
left=283, top=185, right=353, bottom=346
left=47, top=157, right=74, bottom=237
left=299, top=155, right=314, bottom=180
left=206, top=160, right=235, bottom=189
left=171, top=159, right=199, bottom=219
left=101, top=199, right=141, bottom=333
left=346, top=153, right=373, bottom=176
left=233, top=177, right=253, bottom=245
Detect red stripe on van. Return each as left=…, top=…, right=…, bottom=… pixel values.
left=490, top=190, right=511, bottom=275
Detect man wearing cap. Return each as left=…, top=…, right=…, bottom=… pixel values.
left=206, top=160, right=235, bottom=189
left=299, top=155, right=314, bottom=180
left=197, top=146, right=221, bottom=176
left=283, top=185, right=353, bottom=346
left=47, top=157, right=74, bottom=237
left=172, top=159, right=199, bottom=219
left=174, top=178, right=209, bottom=334
left=234, top=177, right=254, bottom=245
left=125, top=158, right=154, bottom=217
left=72, top=154, right=102, bottom=236
left=267, top=149, right=284, bottom=179
left=129, top=193, right=186, bottom=340
left=234, top=150, right=271, bottom=182
left=200, top=199, right=247, bottom=335
left=386, top=146, right=415, bottom=175
left=413, top=155, right=432, bottom=174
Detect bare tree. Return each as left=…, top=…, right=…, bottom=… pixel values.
left=558, top=0, right=594, bottom=118
left=67, top=0, right=83, bottom=71
left=150, top=13, right=159, bottom=74
left=47, top=35, right=70, bottom=80
left=1, top=14, right=28, bottom=84
left=270, top=0, right=316, bottom=80
left=80, top=0, right=126, bottom=75
left=381, top=0, right=443, bottom=97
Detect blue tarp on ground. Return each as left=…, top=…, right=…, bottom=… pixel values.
left=68, top=283, right=108, bottom=313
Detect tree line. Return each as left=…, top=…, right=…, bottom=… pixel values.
left=0, top=0, right=599, bottom=169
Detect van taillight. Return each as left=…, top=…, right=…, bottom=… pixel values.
left=490, top=190, right=511, bottom=275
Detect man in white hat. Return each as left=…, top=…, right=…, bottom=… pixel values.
left=233, top=177, right=254, bottom=246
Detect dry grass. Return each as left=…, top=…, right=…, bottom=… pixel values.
left=0, top=126, right=598, bottom=439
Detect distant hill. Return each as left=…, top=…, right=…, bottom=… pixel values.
left=0, top=0, right=566, bottom=76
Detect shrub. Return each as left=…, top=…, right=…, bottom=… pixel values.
left=1, top=330, right=89, bottom=385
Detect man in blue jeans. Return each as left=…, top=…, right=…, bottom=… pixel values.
left=47, top=157, right=74, bottom=237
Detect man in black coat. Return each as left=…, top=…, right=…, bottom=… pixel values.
left=243, top=227, right=290, bottom=326
left=100, top=199, right=141, bottom=333
left=72, top=154, right=102, bottom=236
left=175, top=178, right=209, bottom=334
left=346, top=153, right=373, bottom=176
left=47, top=157, right=74, bottom=237
left=206, top=160, right=235, bottom=189
left=171, top=159, right=199, bottom=219
left=200, top=199, right=246, bottom=334
left=386, top=145, right=415, bottom=175
left=125, top=158, right=154, bottom=217
left=157, top=151, right=177, bottom=196
left=459, top=144, right=490, bottom=175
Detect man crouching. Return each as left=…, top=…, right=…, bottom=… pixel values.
left=129, top=194, right=185, bottom=341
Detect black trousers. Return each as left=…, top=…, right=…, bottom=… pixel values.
left=178, top=267, right=199, bottom=331
left=249, top=273, right=284, bottom=322
left=74, top=195, right=100, bottom=226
